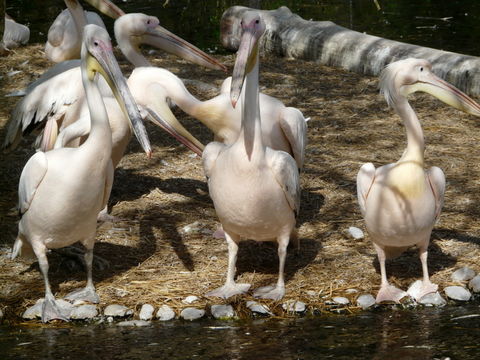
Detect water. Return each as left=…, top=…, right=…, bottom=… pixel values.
left=1, top=305, right=479, bottom=359
left=3, top=1, right=480, bottom=358
left=5, top=0, right=480, bottom=56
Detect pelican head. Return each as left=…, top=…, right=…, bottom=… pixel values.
left=230, top=12, right=266, bottom=108
left=380, top=58, right=480, bottom=116
left=114, top=13, right=227, bottom=72
left=82, top=24, right=152, bottom=156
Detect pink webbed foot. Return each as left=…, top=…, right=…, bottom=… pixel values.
left=42, top=296, right=70, bottom=323
left=206, top=283, right=251, bottom=299
left=253, top=284, right=286, bottom=301
left=213, top=226, right=226, bottom=239
left=407, top=280, right=438, bottom=301
left=376, top=284, right=408, bottom=304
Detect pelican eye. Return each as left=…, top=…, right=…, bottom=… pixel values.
left=147, top=19, right=151, bottom=24
left=255, top=19, right=259, bottom=24
left=93, top=41, right=99, bottom=47
left=420, top=67, right=424, bottom=72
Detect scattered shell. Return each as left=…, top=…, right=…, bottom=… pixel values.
left=182, top=295, right=199, bottom=304
left=211, top=304, right=235, bottom=319
left=180, top=307, right=205, bottom=321
left=157, top=305, right=175, bottom=321
left=332, top=297, right=350, bottom=305
left=139, top=304, right=155, bottom=321
left=444, top=286, right=472, bottom=301
left=347, top=226, right=364, bottom=240
left=451, top=267, right=476, bottom=282
left=356, top=294, right=376, bottom=310
left=418, top=292, right=447, bottom=307
left=468, top=275, right=480, bottom=293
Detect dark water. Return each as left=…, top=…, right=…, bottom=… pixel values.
left=5, top=0, right=480, bottom=56
left=1, top=305, right=480, bottom=359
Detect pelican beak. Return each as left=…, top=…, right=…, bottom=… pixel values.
left=140, top=85, right=204, bottom=156
left=83, top=0, right=125, bottom=19
left=230, top=25, right=259, bottom=108
left=142, top=25, right=227, bottom=73
left=410, top=72, right=480, bottom=117
left=86, top=37, right=152, bottom=157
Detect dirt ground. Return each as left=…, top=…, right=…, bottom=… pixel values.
left=1, top=43, right=480, bottom=323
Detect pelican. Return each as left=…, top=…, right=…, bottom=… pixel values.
left=4, top=11, right=226, bottom=152
left=45, top=0, right=124, bottom=63
left=11, top=24, right=151, bottom=322
left=3, top=14, right=29, bottom=49
left=128, top=65, right=307, bottom=169
left=357, top=58, right=480, bottom=303
left=203, top=13, right=300, bottom=300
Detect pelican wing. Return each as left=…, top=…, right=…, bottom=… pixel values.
left=4, top=67, right=83, bottom=151
left=356, top=162, right=376, bottom=216
left=279, top=107, right=308, bottom=169
left=18, top=152, right=48, bottom=215
left=267, top=149, right=300, bottom=216
left=427, top=166, right=446, bottom=222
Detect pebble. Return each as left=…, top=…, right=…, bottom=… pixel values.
left=347, top=226, right=364, bottom=240
left=104, top=304, right=133, bottom=317
left=182, top=295, right=199, bottom=304
left=139, top=304, right=155, bottom=321
left=345, top=289, right=358, bottom=294
left=418, top=292, right=447, bottom=307
left=156, top=305, right=176, bottom=321
left=332, top=297, right=350, bottom=305
left=246, top=301, right=272, bottom=315
left=211, top=304, right=235, bottom=319
left=70, top=304, right=98, bottom=320
left=305, top=290, right=317, bottom=297
left=468, top=275, right=480, bottom=293
left=117, top=320, right=151, bottom=327
left=451, top=267, right=476, bottom=282
left=282, top=300, right=306, bottom=313
left=444, top=286, right=472, bottom=301
left=180, top=307, right=205, bottom=321
left=356, top=294, right=376, bottom=310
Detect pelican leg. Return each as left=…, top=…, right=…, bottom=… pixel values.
left=64, top=244, right=100, bottom=304
left=253, top=232, right=289, bottom=300
left=32, top=242, right=69, bottom=322
left=414, top=238, right=438, bottom=301
left=374, top=243, right=407, bottom=304
left=206, top=231, right=250, bottom=298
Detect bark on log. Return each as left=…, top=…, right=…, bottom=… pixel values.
left=221, top=6, right=480, bottom=96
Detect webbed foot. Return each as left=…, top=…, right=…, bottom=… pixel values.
left=376, top=284, right=408, bottom=304
left=42, top=297, right=70, bottom=323
left=253, top=285, right=285, bottom=301
left=65, top=287, right=100, bottom=304
left=206, top=283, right=250, bottom=299
left=409, top=280, right=438, bottom=302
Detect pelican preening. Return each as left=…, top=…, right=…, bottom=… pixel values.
left=357, top=58, right=480, bottom=303
left=203, top=13, right=300, bottom=300
left=46, top=0, right=124, bottom=63
left=11, top=24, right=151, bottom=322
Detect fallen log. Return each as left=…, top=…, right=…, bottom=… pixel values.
left=220, top=6, right=480, bottom=96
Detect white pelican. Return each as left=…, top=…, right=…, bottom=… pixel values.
left=3, top=12, right=226, bottom=152
left=11, top=24, right=151, bottom=323
left=3, top=14, right=29, bottom=49
left=128, top=65, right=307, bottom=169
left=45, top=0, right=124, bottom=63
left=357, top=58, right=480, bottom=303
left=203, top=13, right=300, bottom=300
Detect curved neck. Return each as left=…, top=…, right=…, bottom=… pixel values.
left=394, top=97, right=424, bottom=164
left=65, top=0, right=87, bottom=34
left=81, top=69, right=112, bottom=162
left=117, top=34, right=150, bottom=67
left=238, top=53, right=264, bottom=160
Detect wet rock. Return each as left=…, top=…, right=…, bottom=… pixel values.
left=418, top=292, right=447, bottom=307
left=211, top=304, right=235, bottom=319
left=182, top=295, right=199, bottom=304
left=104, top=304, right=133, bottom=317
left=70, top=304, right=98, bottom=320
left=444, top=286, right=472, bottom=301
left=347, top=226, right=364, bottom=240
left=356, top=294, right=376, bottom=310
left=282, top=300, right=306, bottom=313
left=332, top=297, right=350, bottom=305
left=117, top=320, right=151, bottom=327
left=468, top=275, right=480, bottom=293
left=451, top=267, right=476, bottom=282
left=246, top=301, right=272, bottom=315
left=156, top=305, right=175, bottom=321
left=180, top=307, right=205, bottom=321
left=139, top=304, right=155, bottom=321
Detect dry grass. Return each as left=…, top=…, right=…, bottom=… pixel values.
left=1, top=44, right=480, bottom=323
